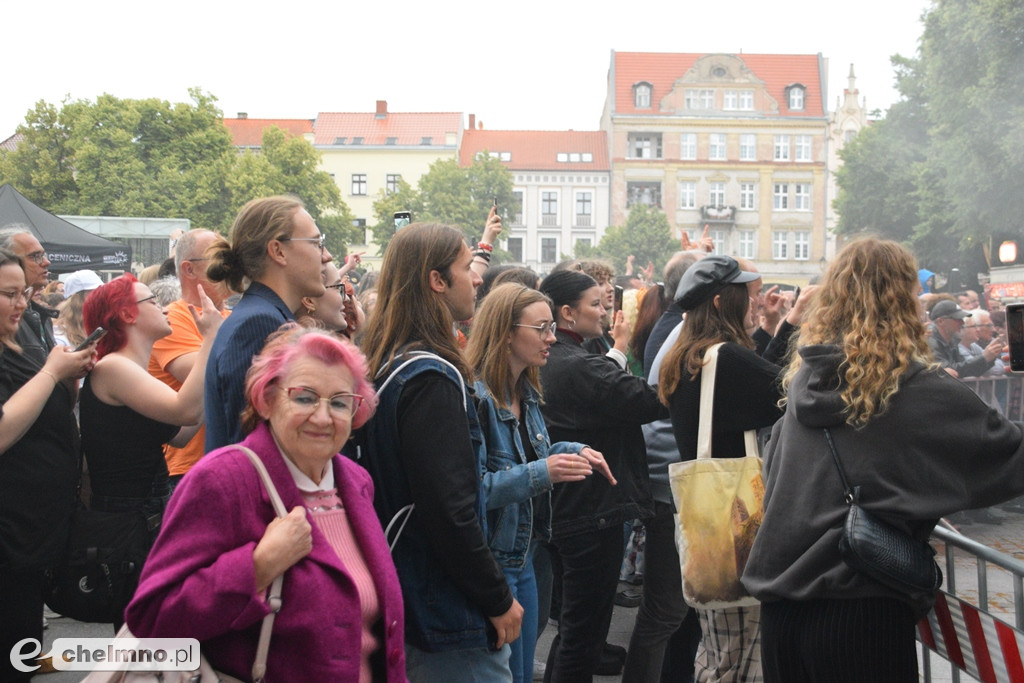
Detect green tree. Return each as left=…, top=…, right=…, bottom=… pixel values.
left=584, top=204, right=677, bottom=274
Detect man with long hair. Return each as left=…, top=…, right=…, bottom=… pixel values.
left=359, top=223, right=522, bottom=681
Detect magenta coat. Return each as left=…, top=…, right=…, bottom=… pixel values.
left=125, top=423, right=407, bottom=682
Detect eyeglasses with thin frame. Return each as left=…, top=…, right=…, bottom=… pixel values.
left=325, top=282, right=349, bottom=299
left=26, top=251, right=47, bottom=265
left=283, top=386, right=362, bottom=418
left=136, top=294, right=158, bottom=306
left=278, top=234, right=326, bottom=252
left=513, top=322, right=557, bottom=337
left=0, top=287, right=33, bottom=305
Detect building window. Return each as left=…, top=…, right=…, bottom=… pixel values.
left=680, top=133, right=697, bottom=160
left=420, top=137, right=433, bottom=145
left=723, top=90, right=738, bottom=110
left=574, top=237, right=593, bottom=254
left=541, top=237, right=558, bottom=264
left=541, top=192, right=558, bottom=226
left=794, top=183, right=811, bottom=211
left=512, top=190, right=524, bottom=225
left=772, top=231, right=789, bottom=260
left=685, top=89, right=714, bottom=109
left=711, top=230, right=726, bottom=254
left=627, top=182, right=662, bottom=208
left=709, top=134, right=727, bottom=161
left=774, top=135, right=790, bottom=161
left=739, top=134, right=756, bottom=161
left=709, top=182, right=726, bottom=207
left=788, top=86, right=806, bottom=110
left=576, top=192, right=593, bottom=227
left=628, top=133, right=663, bottom=159
left=739, top=91, right=754, bottom=110
left=740, top=183, right=756, bottom=210
left=794, top=231, right=810, bottom=260
left=634, top=83, right=652, bottom=109
left=679, top=181, right=696, bottom=209
left=795, top=135, right=812, bottom=162
left=385, top=137, right=398, bottom=145
left=773, top=183, right=789, bottom=210
left=507, top=236, right=524, bottom=262
left=351, top=174, right=367, bottom=196
left=738, top=230, right=755, bottom=259
left=386, top=174, right=401, bottom=194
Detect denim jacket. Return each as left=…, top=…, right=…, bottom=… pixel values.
left=475, top=381, right=586, bottom=569
left=356, top=352, right=495, bottom=652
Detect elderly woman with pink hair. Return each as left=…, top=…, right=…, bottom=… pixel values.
left=126, top=325, right=407, bottom=682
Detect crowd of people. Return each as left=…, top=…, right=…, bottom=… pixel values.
left=3, top=198, right=1024, bottom=683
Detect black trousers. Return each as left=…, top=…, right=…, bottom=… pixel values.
left=0, top=569, right=45, bottom=683
left=761, top=596, right=918, bottom=683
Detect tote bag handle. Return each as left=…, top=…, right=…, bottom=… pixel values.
left=695, top=343, right=758, bottom=461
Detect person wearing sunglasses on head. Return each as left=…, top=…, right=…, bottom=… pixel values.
left=80, top=273, right=223, bottom=627
left=203, top=196, right=334, bottom=450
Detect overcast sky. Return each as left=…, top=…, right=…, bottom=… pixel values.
left=3, top=0, right=932, bottom=138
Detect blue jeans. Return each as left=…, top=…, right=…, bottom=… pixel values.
left=545, top=526, right=622, bottom=682
left=405, top=642, right=512, bottom=683
left=504, top=549, right=539, bottom=683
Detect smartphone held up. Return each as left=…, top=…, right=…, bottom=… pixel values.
left=1006, top=303, right=1024, bottom=372
left=394, top=211, right=412, bottom=230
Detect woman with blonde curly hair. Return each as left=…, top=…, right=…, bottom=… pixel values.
left=743, top=237, right=1024, bottom=682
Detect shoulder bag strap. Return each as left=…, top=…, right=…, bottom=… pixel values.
left=696, top=343, right=723, bottom=460
left=823, top=428, right=855, bottom=504
left=234, top=445, right=287, bottom=683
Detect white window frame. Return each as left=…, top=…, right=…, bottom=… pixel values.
left=739, top=134, right=756, bottom=161
left=506, top=236, right=524, bottom=263
left=575, top=191, right=593, bottom=227
left=774, top=135, right=790, bottom=161
left=794, top=231, right=810, bottom=260
left=795, top=135, right=812, bottom=162
left=700, top=89, right=714, bottom=108
left=772, top=231, right=789, bottom=260
left=794, top=183, right=812, bottom=211
left=634, top=83, right=652, bottom=109
left=628, top=133, right=662, bottom=159
left=540, top=190, right=559, bottom=226
left=789, top=87, right=805, bottom=110
left=773, top=183, right=789, bottom=210
left=679, top=181, right=696, bottom=209
left=709, top=182, right=726, bottom=207
left=351, top=173, right=367, bottom=196
left=540, top=236, right=559, bottom=264
left=738, top=230, right=755, bottom=259
left=709, top=133, right=727, bottom=161
left=711, top=230, right=726, bottom=254
left=739, top=90, right=754, bottom=110
left=739, top=183, right=756, bottom=210
left=680, top=133, right=697, bottom=160
left=723, top=90, right=738, bottom=110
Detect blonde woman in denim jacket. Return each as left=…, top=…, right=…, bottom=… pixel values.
left=467, top=283, right=614, bottom=683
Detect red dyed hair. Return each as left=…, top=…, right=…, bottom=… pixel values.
left=83, top=273, right=139, bottom=359
left=240, top=324, right=378, bottom=434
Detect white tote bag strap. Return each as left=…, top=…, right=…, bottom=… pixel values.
left=234, top=446, right=287, bottom=683
left=696, top=343, right=759, bottom=460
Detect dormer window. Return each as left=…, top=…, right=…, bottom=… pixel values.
left=633, top=82, right=653, bottom=109
left=787, top=84, right=806, bottom=111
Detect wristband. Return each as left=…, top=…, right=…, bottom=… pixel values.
left=40, top=369, right=59, bottom=385
left=473, top=249, right=492, bottom=262
left=477, top=242, right=494, bottom=253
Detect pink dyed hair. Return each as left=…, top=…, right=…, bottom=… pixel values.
left=240, top=324, right=378, bottom=434
left=82, top=273, right=138, bottom=359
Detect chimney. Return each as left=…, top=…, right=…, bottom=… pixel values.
left=375, top=100, right=387, bottom=119
left=468, top=114, right=475, bottom=131
left=237, top=112, right=248, bottom=119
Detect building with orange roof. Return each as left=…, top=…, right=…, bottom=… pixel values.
left=222, top=114, right=314, bottom=149
left=460, top=121, right=610, bottom=271
left=602, top=50, right=833, bottom=283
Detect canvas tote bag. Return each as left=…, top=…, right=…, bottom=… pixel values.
left=668, top=343, right=764, bottom=608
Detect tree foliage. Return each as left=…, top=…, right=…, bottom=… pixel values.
left=834, top=0, right=1024, bottom=282
left=578, top=204, right=677, bottom=275
left=0, top=90, right=349, bottom=241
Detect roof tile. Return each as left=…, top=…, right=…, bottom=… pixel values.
left=222, top=118, right=313, bottom=147
left=314, top=112, right=463, bottom=146
left=459, top=130, right=608, bottom=171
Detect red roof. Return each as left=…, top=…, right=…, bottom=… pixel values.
left=223, top=118, right=313, bottom=147
left=0, top=133, right=24, bottom=152
left=459, top=130, right=608, bottom=171
left=613, top=52, right=824, bottom=118
left=314, top=111, right=462, bottom=146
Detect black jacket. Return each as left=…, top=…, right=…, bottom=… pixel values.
left=539, top=330, right=666, bottom=538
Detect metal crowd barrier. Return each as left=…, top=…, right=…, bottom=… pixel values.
left=961, top=375, right=1024, bottom=420
left=919, top=526, right=1024, bottom=682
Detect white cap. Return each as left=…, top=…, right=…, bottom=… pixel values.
left=63, top=270, right=104, bottom=298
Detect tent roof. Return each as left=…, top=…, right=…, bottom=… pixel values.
left=0, top=184, right=131, bottom=274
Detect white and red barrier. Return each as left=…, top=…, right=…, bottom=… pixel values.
left=919, top=592, right=1024, bottom=682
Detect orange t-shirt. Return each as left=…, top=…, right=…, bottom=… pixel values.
left=148, top=299, right=230, bottom=477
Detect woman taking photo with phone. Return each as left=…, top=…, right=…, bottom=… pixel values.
left=466, top=283, right=613, bottom=683
left=536, top=269, right=665, bottom=681
left=743, top=238, right=1024, bottom=682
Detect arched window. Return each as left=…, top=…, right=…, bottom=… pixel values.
left=634, top=83, right=652, bottom=109
left=787, top=85, right=806, bottom=111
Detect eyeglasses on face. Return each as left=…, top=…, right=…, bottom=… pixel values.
left=284, top=386, right=362, bottom=417
left=279, top=234, right=326, bottom=252
left=324, top=282, right=349, bottom=298
left=0, top=287, right=33, bottom=305
left=136, top=294, right=159, bottom=306
left=513, top=322, right=558, bottom=337
left=26, top=251, right=47, bottom=265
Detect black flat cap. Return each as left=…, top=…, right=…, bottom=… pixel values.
left=674, top=255, right=761, bottom=310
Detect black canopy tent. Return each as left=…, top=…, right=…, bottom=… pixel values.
left=0, top=184, right=131, bottom=275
